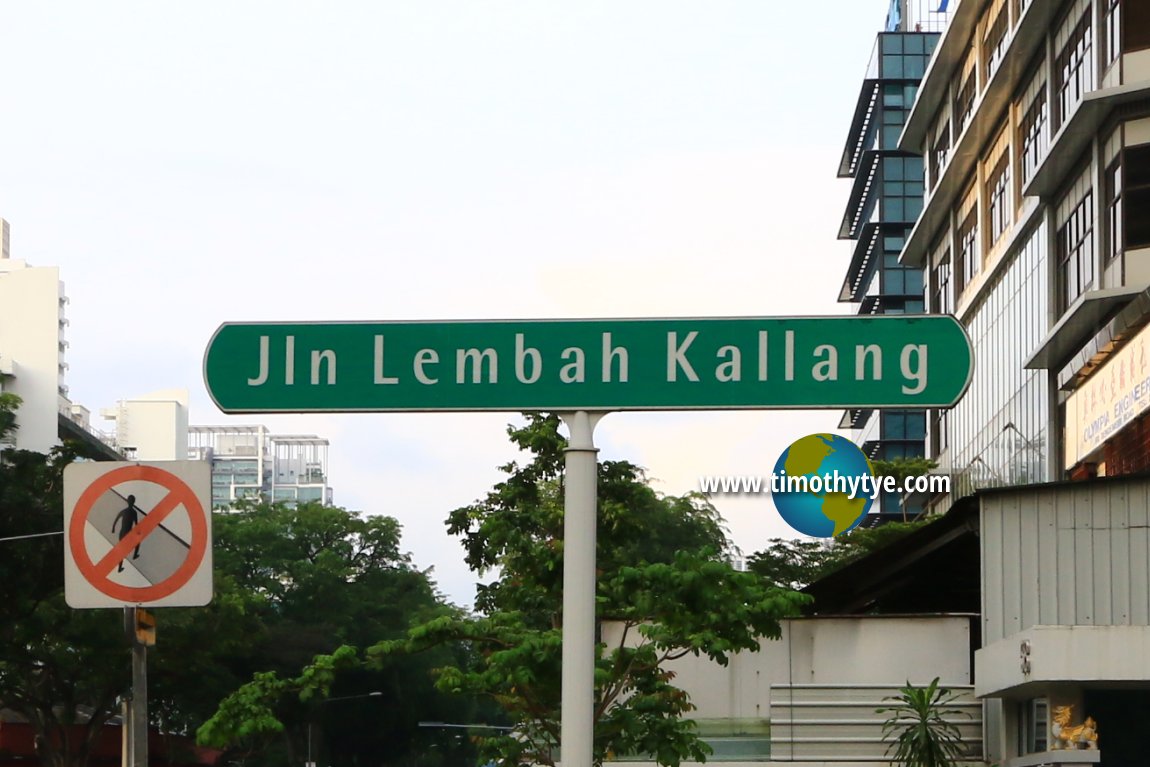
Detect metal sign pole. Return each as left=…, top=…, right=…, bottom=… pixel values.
left=559, top=411, right=603, bottom=767
left=125, top=606, right=148, bottom=767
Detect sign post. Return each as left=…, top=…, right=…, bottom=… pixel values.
left=559, top=411, right=603, bottom=767
left=64, top=461, right=211, bottom=767
left=203, top=314, right=975, bottom=767
left=130, top=609, right=148, bottom=767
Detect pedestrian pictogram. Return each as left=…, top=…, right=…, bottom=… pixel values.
left=64, top=461, right=212, bottom=608
left=112, top=495, right=144, bottom=572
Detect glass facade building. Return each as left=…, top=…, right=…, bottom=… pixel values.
left=188, top=425, right=334, bottom=509
left=837, top=25, right=940, bottom=519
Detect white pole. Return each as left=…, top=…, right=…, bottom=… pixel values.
left=559, top=411, right=604, bottom=767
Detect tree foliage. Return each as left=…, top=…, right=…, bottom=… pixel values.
left=748, top=455, right=941, bottom=590
left=748, top=518, right=932, bottom=590
left=1, top=383, right=453, bottom=767
left=172, top=500, right=460, bottom=767
left=870, top=456, right=941, bottom=522
left=200, top=415, right=810, bottom=767
left=0, top=395, right=128, bottom=767
left=368, top=415, right=807, bottom=767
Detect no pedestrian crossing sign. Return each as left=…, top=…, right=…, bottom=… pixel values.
left=63, top=461, right=212, bottom=609
left=203, top=315, right=974, bottom=413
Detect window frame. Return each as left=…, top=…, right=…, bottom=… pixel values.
left=1018, top=90, right=1048, bottom=186
left=957, top=207, right=980, bottom=292
left=1053, top=9, right=1094, bottom=131
left=1056, top=189, right=1095, bottom=313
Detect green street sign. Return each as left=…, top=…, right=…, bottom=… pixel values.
left=203, top=316, right=973, bottom=413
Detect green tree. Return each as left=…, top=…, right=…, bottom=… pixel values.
left=201, top=415, right=810, bottom=767
left=748, top=518, right=932, bottom=591
left=877, top=678, right=970, bottom=767
left=748, top=455, right=941, bottom=590
left=1, top=386, right=454, bottom=767
left=0, top=395, right=129, bottom=767
left=163, top=500, right=460, bottom=767
left=415, top=415, right=807, bottom=766
left=0, top=391, right=20, bottom=440
left=870, top=456, right=940, bottom=522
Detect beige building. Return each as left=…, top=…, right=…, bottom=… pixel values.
left=898, top=0, right=1150, bottom=498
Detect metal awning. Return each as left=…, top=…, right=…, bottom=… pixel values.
left=838, top=408, right=874, bottom=430
left=839, top=79, right=881, bottom=178
left=839, top=150, right=881, bottom=240
left=1025, top=286, right=1144, bottom=370
left=839, top=223, right=882, bottom=302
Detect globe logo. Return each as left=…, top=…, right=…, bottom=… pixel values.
left=771, top=433, right=874, bottom=538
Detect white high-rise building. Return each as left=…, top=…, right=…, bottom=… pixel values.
left=0, top=218, right=72, bottom=453
left=100, top=389, right=190, bottom=461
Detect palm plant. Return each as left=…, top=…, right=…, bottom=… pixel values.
left=877, top=678, right=969, bottom=767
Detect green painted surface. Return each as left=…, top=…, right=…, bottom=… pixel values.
left=203, top=316, right=973, bottom=413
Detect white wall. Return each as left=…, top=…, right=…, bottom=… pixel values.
left=602, top=614, right=973, bottom=722
left=0, top=258, right=66, bottom=454
left=976, top=624, right=1150, bottom=698
left=102, top=389, right=189, bottom=460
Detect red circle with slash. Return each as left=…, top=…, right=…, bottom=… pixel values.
left=68, top=464, right=208, bottom=603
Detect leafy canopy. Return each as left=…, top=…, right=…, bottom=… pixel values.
left=200, top=415, right=810, bottom=767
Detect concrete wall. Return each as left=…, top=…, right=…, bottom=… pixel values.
left=601, top=615, right=977, bottom=762
left=101, top=389, right=189, bottom=460
left=976, top=624, right=1150, bottom=697
left=617, top=615, right=973, bottom=722
left=0, top=258, right=66, bottom=454
left=625, top=614, right=973, bottom=719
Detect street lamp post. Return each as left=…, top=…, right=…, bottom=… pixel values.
left=417, top=722, right=515, bottom=732
left=417, top=721, right=517, bottom=767
left=307, top=691, right=384, bottom=767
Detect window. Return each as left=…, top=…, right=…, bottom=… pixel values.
left=881, top=85, right=913, bottom=150
left=894, top=298, right=925, bottom=313
left=880, top=441, right=925, bottom=460
left=1126, top=144, right=1150, bottom=249
left=984, top=4, right=1009, bottom=80
left=882, top=156, right=926, bottom=223
left=987, top=152, right=1011, bottom=245
left=1106, top=158, right=1123, bottom=262
left=953, top=69, right=977, bottom=136
left=932, top=255, right=953, bottom=314
left=883, top=411, right=927, bottom=441
left=1018, top=698, right=1048, bottom=754
left=881, top=33, right=933, bottom=79
left=889, top=265, right=924, bottom=297
left=1018, top=91, right=1048, bottom=185
left=1128, top=0, right=1150, bottom=52
left=297, top=486, right=325, bottom=502
left=273, top=487, right=298, bottom=501
left=1054, top=10, right=1093, bottom=130
left=957, top=207, right=980, bottom=291
left=1105, top=0, right=1121, bottom=67
left=931, top=408, right=950, bottom=455
left=930, top=123, right=951, bottom=190
left=1056, top=190, right=1095, bottom=312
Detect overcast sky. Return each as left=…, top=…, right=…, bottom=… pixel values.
left=1, top=2, right=889, bottom=607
